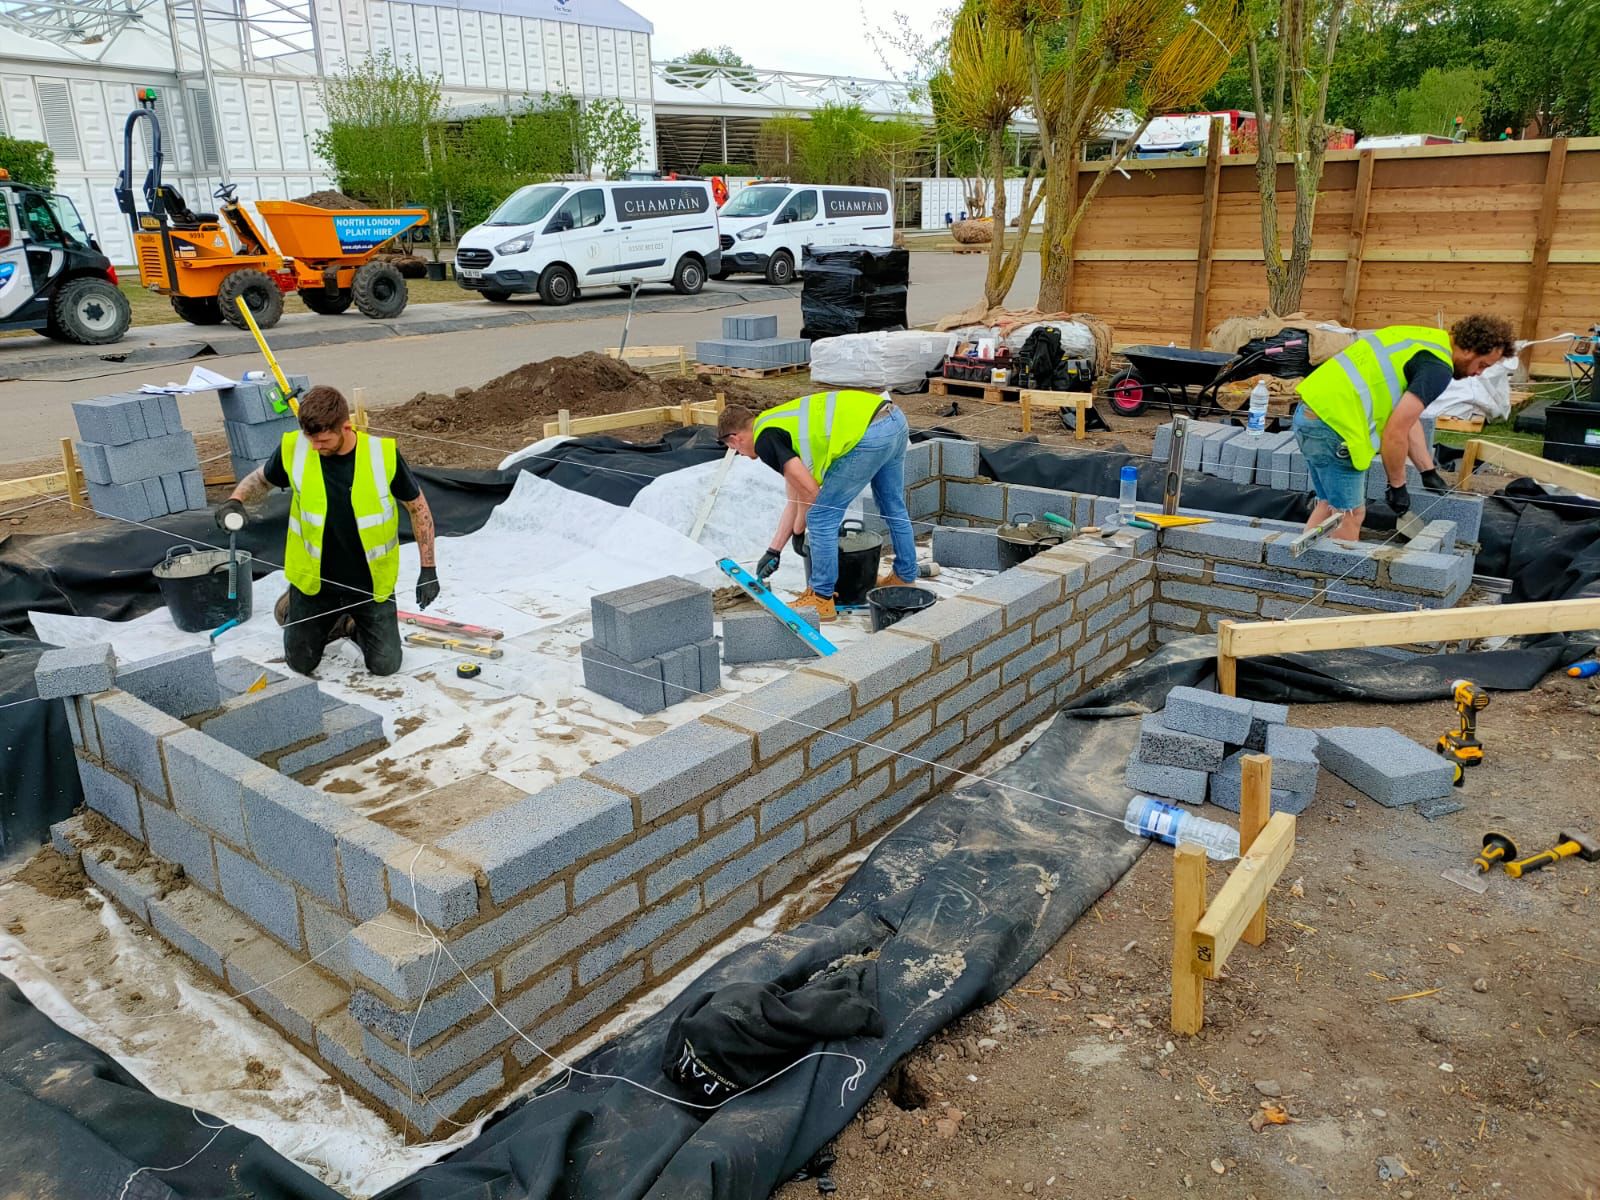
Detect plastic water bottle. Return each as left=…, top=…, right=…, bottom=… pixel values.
left=1124, top=796, right=1240, bottom=861
left=1117, top=464, right=1138, bottom=526
left=1568, top=660, right=1600, bottom=679
left=1246, top=380, right=1270, bottom=437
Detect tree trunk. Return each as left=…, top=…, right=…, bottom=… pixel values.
left=1036, top=153, right=1072, bottom=312
left=984, top=130, right=1009, bottom=309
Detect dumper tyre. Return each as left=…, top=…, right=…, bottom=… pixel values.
left=171, top=294, right=224, bottom=325
left=218, top=268, right=284, bottom=330
left=539, top=263, right=576, bottom=306
left=46, top=277, right=132, bottom=345
left=672, top=255, right=705, bottom=296
left=352, top=260, right=408, bottom=319
left=300, top=287, right=353, bottom=315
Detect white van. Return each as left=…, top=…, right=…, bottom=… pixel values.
left=715, top=184, right=893, bottom=285
left=454, top=180, right=721, bottom=305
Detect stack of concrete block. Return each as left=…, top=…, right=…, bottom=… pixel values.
left=219, top=374, right=310, bottom=482
left=1125, top=685, right=1320, bottom=815
left=932, top=525, right=1003, bottom=571
left=581, top=576, right=719, bottom=713
left=721, top=608, right=821, bottom=664
left=72, top=393, right=205, bottom=522
left=695, top=314, right=810, bottom=370
left=1313, top=726, right=1455, bottom=807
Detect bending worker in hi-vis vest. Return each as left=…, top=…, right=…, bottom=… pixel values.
left=1292, top=313, right=1516, bottom=540
left=216, top=384, right=439, bottom=677
left=718, top=390, right=919, bottom=623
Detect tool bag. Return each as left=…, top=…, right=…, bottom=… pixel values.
left=1015, top=325, right=1065, bottom=390
left=1236, top=328, right=1313, bottom=378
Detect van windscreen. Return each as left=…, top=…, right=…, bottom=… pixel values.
left=720, top=186, right=790, bottom=218
left=485, top=185, right=567, bottom=226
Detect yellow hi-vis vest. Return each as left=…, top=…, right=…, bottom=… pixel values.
left=1296, top=325, right=1452, bottom=471
left=752, top=390, right=884, bottom=482
left=281, top=430, right=401, bottom=602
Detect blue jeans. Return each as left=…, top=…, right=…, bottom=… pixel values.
left=1292, top=404, right=1366, bottom=513
left=807, top=407, right=919, bottom=597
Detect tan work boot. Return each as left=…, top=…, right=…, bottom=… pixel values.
left=790, top=589, right=838, bottom=623
left=274, top=591, right=290, bottom=626
left=876, top=570, right=917, bottom=588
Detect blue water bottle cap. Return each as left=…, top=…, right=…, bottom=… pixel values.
left=1120, top=465, right=1137, bottom=482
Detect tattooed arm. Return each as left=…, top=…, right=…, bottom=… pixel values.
left=403, top=492, right=436, bottom=568
left=229, top=466, right=274, bottom=505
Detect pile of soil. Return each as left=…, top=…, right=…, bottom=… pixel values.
left=377, top=253, right=428, bottom=278
left=385, top=352, right=771, bottom=466
left=291, top=190, right=367, bottom=210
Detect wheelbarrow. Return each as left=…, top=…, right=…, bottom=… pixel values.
left=255, top=200, right=430, bottom=320
left=1105, top=344, right=1283, bottom=420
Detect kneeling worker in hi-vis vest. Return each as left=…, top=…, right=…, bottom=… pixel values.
left=718, top=390, right=919, bottom=623
left=1292, top=313, right=1516, bottom=540
left=215, top=385, right=439, bottom=677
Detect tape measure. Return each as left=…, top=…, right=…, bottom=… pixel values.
left=456, top=662, right=482, bottom=680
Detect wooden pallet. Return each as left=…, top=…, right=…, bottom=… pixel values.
left=1434, top=414, right=1485, bottom=433
left=695, top=362, right=807, bottom=378
left=929, top=375, right=1020, bottom=404
left=950, top=246, right=986, bottom=255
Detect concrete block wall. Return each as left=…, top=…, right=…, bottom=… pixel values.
left=71, top=392, right=205, bottom=522
left=217, top=375, right=309, bottom=482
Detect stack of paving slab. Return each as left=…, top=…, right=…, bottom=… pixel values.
left=218, top=373, right=311, bottom=483
left=695, top=314, right=810, bottom=370
left=1127, top=685, right=1321, bottom=815
left=72, top=393, right=205, bottom=522
left=580, top=576, right=720, bottom=714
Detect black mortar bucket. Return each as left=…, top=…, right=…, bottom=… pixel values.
left=995, top=512, right=1066, bottom=570
left=153, top=544, right=254, bottom=633
left=802, top=519, right=884, bottom=607
left=867, top=584, right=937, bottom=631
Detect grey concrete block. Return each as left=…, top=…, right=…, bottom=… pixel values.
left=931, top=525, right=1002, bottom=571
left=944, top=480, right=1004, bottom=522
left=158, top=393, right=184, bottom=435
left=517, top=963, right=646, bottom=1068
left=966, top=565, right=1063, bottom=625
left=721, top=608, right=821, bottom=664
left=578, top=887, right=700, bottom=985
left=1406, top=490, right=1483, bottom=545
left=707, top=672, right=851, bottom=761
left=181, top=469, right=207, bottom=510
left=658, top=643, right=703, bottom=705
left=1252, top=431, right=1297, bottom=484
left=934, top=438, right=980, bottom=478
left=82, top=850, right=161, bottom=923
left=225, top=936, right=347, bottom=1046
left=439, top=778, right=633, bottom=906
left=971, top=623, right=1031, bottom=675
left=935, top=666, right=1001, bottom=727
left=35, top=643, right=116, bottom=699
left=300, top=894, right=357, bottom=982
left=700, top=822, right=805, bottom=906
left=1264, top=723, right=1319, bottom=790
left=140, top=795, right=217, bottom=891
left=215, top=842, right=302, bottom=949
left=147, top=886, right=258, bottom=979
left=1162, top=523, right=1271, bottom=564
left=907, top=479, right=940, bottom=520
left=1387, top=549, right=1471, bottom=595
left=904, top=440, right=933, bottom=487
left=224, top=415, right=299, bottom=461
left=77, top=756, right=142, bottom=838
left=351, top=967, right=493, bottom=1045
left=1219, top=433, right=1261, bottom=484
left=1315, top=726, right=1455, bottom=806
left=1153, top=423, right=1173, bottom=463
left=1209, top=757, right=1314, bottom=815
left=201, top=676, right=325, bottom=759
left=1158, top=580, right=1259, bottom=614
left=1263, top=535, right=1379, bottom=580
left=654, top=878, right=765, bottom=973
left=1085, top=594, right=1132, bottom=637
left=697, top=637, right=721, bottom=693
left=161, top=728, right=254, bottom=845
left=1165, top=685, right=1254, bottom=744
left=83, top=693, right=175, bottom=805
left=592, top=576, right=714, bottom=662
left=384, top=845, right=480, bottom=930
left=72, top=393, right=149, bottom=445
left=1157, top=552, right=1206, bottom=579
left=1002, top=484, right=1074, bottom=525
left=498, top=884, right=639, bottom=992
left=115, top=646, right=221, bottom=719
left=141, top=477, right=171, bottom=518
left=278, top=703, right=386, bottom=776
left=1415, top=795, right=1466, bottom=820
left=241, top=768, right=354, bottom=905
left=217, top=377, right=308, bottom=424
left=1242, top=698, right=1291, bottom=751
left=1000, top=632, right=1062, bottom=688
left=574, top=813, right=697, bottom=905
left=1126, top=755, right=1209, bottom=804
left=758, top=754, right=855, bottom=832
left=1268, top=442, right=1309, bottom=492
left=585, top=719, right=753, bottom=823
left=807, top=699, right=894, bottom=769
left=347, top=919, right=440, bottom=1001
left=1152, top=602, right=1201, bottom=630
left=445, top=881, right=566, bottom=974
left=159, top=472, right=187, bottom=514
left=891, top=595, right=1002, bottom=662
left=86, top=476, right=159, bottom=522
left=1139, top=712, right=1224, bottom=770
left=231, top=453, right=270, bottom=485
left=580, top=638, right=666, bottom=714
left=1200, top=424, right=1244, bottom=474
left=77, top=431, right=200, bottom=486
left=1365, top=460, right=1423, bottom=501
left=723, top=313, right=778, bottom=340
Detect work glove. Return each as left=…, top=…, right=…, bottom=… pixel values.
left=1385, top=484, right=1412, bottom=517
left=1420, top=468, right=1449, bottom=495
left=214, top=498, right=248, bottom=532
left=756, top=548, right=782, bottom=581
left=415, top=565, right=440, bottom=610
left=790, top=531, right=807, bottom=557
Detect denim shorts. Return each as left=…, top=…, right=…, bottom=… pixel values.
left=1292, top=405, right=1365, bottom=512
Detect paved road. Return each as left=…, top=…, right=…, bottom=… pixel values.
left=0, top=252, right=1040, bottom=466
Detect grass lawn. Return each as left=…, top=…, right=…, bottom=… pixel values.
left=1432, top=377, right=1600, bottom=476
left=118, top=276, right=469, bottom=328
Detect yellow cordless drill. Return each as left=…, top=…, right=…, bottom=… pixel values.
left=1437, top=679, right=1489, bottom=785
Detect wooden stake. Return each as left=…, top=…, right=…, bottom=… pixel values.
left=557, top=409, right=572, bottom=435
left=1171, top=843, right=1207, bottom=1035
left=1217, top=619, right=1238, bottom=696
left=352, top=385, right=369, bottom=432
left=1521, top=136, right=1568, bottom=342
left=1193, top=814, right=1296, bottom=978
left=60, top=438, right=85, bottom=510
left=1189, top=117, right=1224, bottom=349
left=1239, top=754, right=1272, bottom=947
left=1339, top=151, right=1375, bottom=326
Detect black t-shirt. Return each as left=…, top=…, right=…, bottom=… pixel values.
left=754, top=427, right=800, bottom=475
left=265, top=439, right=420, bottom=595
left=1404, top=353, right=1453, bottom=408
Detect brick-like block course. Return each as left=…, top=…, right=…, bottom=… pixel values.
left=1263, top=535, right=1380, bottom=580
left=1163, top=523, right=1270, bottom=564
left=932, top=525, right=1002, bottom=571
left=802, top=631, right=934, bottom=708
left=336, top=818, right=411, bottom=921
left=77, top=756, right=142, bottom=838
left=279, top=703, right=386, bottom=776
left=147, top=885, right=259, bottom=979
left=351, top=969, right=493, bottom=1045
left=1315, top=726, right=1455, bottom=806
left=114, top=646, right=221, bottom=718
left=440, top=777, right=633, bottom=906
left=76, top=431, right=200, bottom=485
left=574, top=813, right=698, bottom=904
left=891, top=595, right=1003, bottom=662
left=759, top=755, right=855, bottom=832
left=498, top=884, right=639, bottom=993
left=93, top=691, right=186, bottom=798
left=35, top=643, right=116, bottom=699
left=201, top=676, right=325, bottom=759
left=644, top=817, right=754, bottom=903
left=579, top=887, right=701, bottom=985
left=584, top=719, right=753, bottom=823
left=162, top=728, right=254, bottom=844
left=140, top=796, right=218, bottom=891
left=216, top=842, right=302, bottom=950
left=1139, top=712, right=1224, bottom=770
left=944, top=480, right=1005, bottom=522
left=721, top=608, right=820, bottom=664
left=1164, top=685, right=1254, bottom=743
left=965, top=565, right=1063, bottom=625
left=707, top=672, right=851, bottom=762
left=82, top=850, right=163, bottom=923
left=240, top=767, right=355, bottom=905
left=932, top=438, right=980, bottom=478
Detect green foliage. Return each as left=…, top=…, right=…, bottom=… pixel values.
left=662, top=46, right=759, bottom=90
left=1360, top=66, right=1489, bottom=136
left=439, top=95, right=576, bottom=232
left=577, top=97, right=645, bottom=179
left=0, top=136, right=54, bottom=188
left=671, top=45, right=749, bottom=67
left=313, top=51, right=444, bottom=208
left=754, top=104, right=931, bottom=186
left=696, top=162, right=757, bottom=176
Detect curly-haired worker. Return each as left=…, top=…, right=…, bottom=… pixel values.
left=1292, top=313, right=1517, bottom=539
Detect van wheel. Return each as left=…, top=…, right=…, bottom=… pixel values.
left=47, top=277, right=132, bottom=345
left=672, top=255, right=705, bottom=295
left=765, top=250, right=795, bottom=286
left=539, top=264, right=576, bottom=306
left=352, top=260, right=408, bottom=319
left=481, top=289, right=512, bottom=303
left=218, top=269, right=284, bottom=330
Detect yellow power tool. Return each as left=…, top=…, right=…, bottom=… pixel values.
left=1437, top=679, right=1489, bottom=784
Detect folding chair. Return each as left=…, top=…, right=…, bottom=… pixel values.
left=1566, top=326, right=1597, bottom=404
